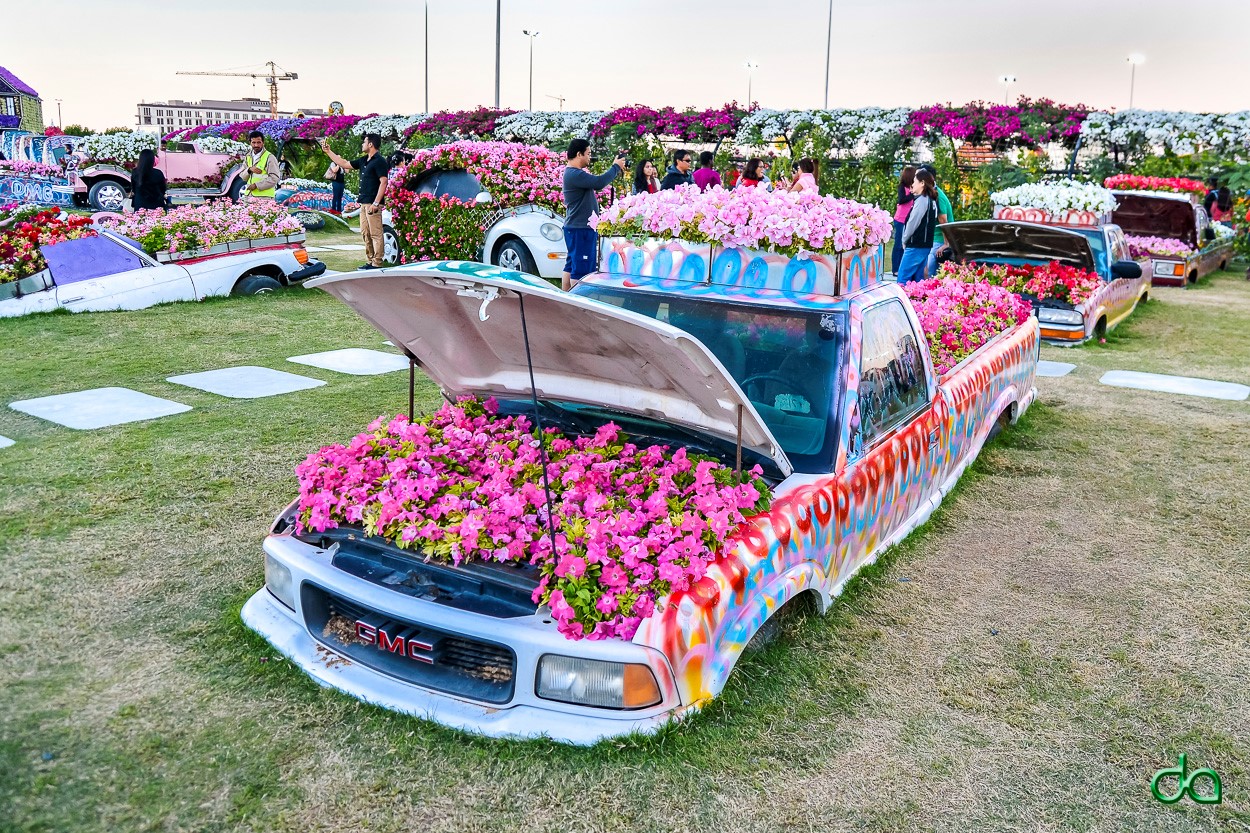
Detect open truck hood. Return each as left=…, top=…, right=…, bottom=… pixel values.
left=1110, top=192, right=1197, bottom=248
left=940, top=221, right=1096, bottom=271
left=307, top=262, right=793, bottom=476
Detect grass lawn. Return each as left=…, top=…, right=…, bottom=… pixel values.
left=1, top=268, right=1248, bottom=832
left=304, top=223, right=371, bottom=274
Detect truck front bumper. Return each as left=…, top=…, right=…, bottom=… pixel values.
left=242, top=534, right=688, bottom=745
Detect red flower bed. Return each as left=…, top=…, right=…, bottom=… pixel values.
left=938, top=260, right=1103, bottom=306
left=0, top=208, right=96, bottom=283
left=1103, top=174, right=1207, bottom=197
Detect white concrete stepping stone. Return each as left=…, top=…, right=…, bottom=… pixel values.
left=321, top=244, right=366, bottom=251
left=0, top=435, right=14, bottom=449
left=167, top=366, right=326, bottom=399
left=288, top=348, right=409, bottom=376
left=1037, top=360, right=1077, bottom=377
left=10, top=387, right=192, bottom=430
left=1099, top=370, right=1250, bottom=401
left=305, top=246, right=333, bottom=253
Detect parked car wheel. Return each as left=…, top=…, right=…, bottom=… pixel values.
left=88, top=180, right=127, bottom=212
left=233, top=274, right=283, bottom=296
left=382, top=224, right=399, bottom=266
left=494, top=239, right=536, bottom=275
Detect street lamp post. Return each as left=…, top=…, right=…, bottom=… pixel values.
left=744, top=61, right=759, bottom=107
left=424, top=0, right=429, bottom=113
left=494, top=0, right=501, bottom=109
left=1126, top=54, right=1145, bottom=109
left=522, top=29, right=540, bottom=112
left=823, top=0, right=833, bottom=108
left=998, top=75, right=1017, bottom=106
left=55, top=99, right=62, bottom=127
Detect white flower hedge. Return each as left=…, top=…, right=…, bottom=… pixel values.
left=78, top=131, right=160, bottom=162
left=493, top=111, right=607, bottom=145
left=1081, top=110, right=1250, bottom=156
left=194, top=136, right=248, bottom=156
left=736, top=108, right=912, bottom=157
left=351, top=114, right=427, bottom=141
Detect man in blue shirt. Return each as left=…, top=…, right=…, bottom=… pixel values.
left=562, top=138, right=626, bottom=290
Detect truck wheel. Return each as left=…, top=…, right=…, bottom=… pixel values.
left=494, top=239, right=536, bottom=274
left=228, top=178, right=244, bottom=203
left=382, top=225, right=399, bottom=266
left=1188, top=270, right=1198, bottom=284
left=88, top=180, right=128, bottom=212
left=233, top=274, right=282, bottom=296
left=1220, top=259, right=1228, bottom=271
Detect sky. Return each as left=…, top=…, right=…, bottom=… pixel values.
left=8, top=0, right=1250, bottom=130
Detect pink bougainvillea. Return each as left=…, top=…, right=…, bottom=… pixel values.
left=293, top=397, right=771, bottom=640
left=904, top=278, right=1033, bottom=374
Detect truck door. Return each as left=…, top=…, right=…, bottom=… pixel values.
left=157, top=142, right=199, bottom=185
left=48, top=236, right=195, bottom=313
left=835, top=299, right=941, bottom=580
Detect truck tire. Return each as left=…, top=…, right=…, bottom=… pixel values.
left=494, top=239, right=536, bottom=275
left=233, top=274, right=282, bottom=296
left=382, top=224, right=399, bottom=266
left=88, top=180, right=128, bottom=212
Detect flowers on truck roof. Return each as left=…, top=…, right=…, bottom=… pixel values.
left=593, top=184, right=892, bottom=257
left=990, top=180, right=1118, bottom=215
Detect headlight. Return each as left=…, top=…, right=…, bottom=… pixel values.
left=536, top=654, right=662, bottom=710
left=540, top=222, right=563, bottom=242
left=1154, top=261, right=1184, bottom=277
left=1036, top=308, right=1083, bottom=326
left=264, top=553, right=296, bottom=610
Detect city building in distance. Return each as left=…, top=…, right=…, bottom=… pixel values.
left=136, top=98, right=326, bottom=130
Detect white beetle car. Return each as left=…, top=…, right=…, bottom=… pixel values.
left=0, top=230, right=325, bottom=317
left=378, top=168, right=566, bottom=279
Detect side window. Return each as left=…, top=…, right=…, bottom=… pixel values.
left=856, top=301, right=929, bottom=447
left=1107, top=228, right=1129, bottom=263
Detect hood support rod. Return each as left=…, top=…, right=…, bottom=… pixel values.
left=517, top=293, right=562, bottom=560
left=408, top=357, right=416, bottom=419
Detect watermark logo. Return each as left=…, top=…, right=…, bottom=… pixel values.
left=1151, top=754, right=1222, bottom=805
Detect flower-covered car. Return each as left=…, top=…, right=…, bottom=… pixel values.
left=1110, top=191, right=1233, bottom=286
left=243, top=225, right=1039, bottom=742
left=382, top=142, right=571, bottom=277
left=939, top=220, right=1147, bottom=345
left=0, top=203, right=324, bottom=317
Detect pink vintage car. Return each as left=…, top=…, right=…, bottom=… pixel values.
left=72, top=140, right=248, bottom=211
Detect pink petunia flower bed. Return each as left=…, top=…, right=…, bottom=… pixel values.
left=904, top=279, right=1033, bottom=374
left=1124, top=234, right=1193, bottom=259
left=294, top=397, right=771, bottom=641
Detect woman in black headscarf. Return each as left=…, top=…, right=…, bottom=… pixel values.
left=130, top=148, right=167, bottom=211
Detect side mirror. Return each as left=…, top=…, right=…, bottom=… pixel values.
left=1203, top=227, right=1216, bottom=242
left=474, top=191, right=493, bottom=205
left=1110, top=260, right=1142, bottom=280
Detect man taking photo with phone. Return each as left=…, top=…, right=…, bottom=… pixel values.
left=322, top=133, right=390, bottom=270
left=561, top=138, right=626, bottom=291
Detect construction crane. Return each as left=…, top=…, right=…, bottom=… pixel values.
left=545, top=94, right=566, bottom=112
left=175, top=61, right=298, bottom=118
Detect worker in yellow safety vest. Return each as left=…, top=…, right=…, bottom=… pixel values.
left=242, top=130, right=280, bottom=200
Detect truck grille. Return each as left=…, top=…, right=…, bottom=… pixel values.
left=301, top=584, right=516, bottom=704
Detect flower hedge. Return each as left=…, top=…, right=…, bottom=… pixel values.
left=904, top=279, right=1032, bottom=374
left=902, top=98, right=1089, bottom=149
left=593, top=184, right=892, bottom=256
left=0, top=206, right=96, bottom=284
left=1125, top=235, right=1194, bottom=258
left=96, top=200, right=302, bottom=256
left=1103, top=174, right=1207, bottom=197
left=388, top=192, right=487, bottom=263
left=0, top=160, right=64, bottom=179
left=990, top=180, right=1118, bottom=215
left=294, top=397, right=771, bottom=640
left=938, top=260, right=1104, bottom=306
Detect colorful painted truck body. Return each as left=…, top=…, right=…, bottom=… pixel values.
left=941, top=220, right=1149, bottom=346
left=0, top=230, right=324, bottom=317
left=0, top=130, right=246, bottom=211
left=1110, top=191, right=1233, bottom=287
left=242, top=245, right=1039, bottom=744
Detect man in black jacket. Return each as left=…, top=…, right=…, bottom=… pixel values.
left=660, top=149, right=694, bottom=190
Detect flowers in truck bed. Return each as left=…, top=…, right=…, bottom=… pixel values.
left=1124, top=235, right=1194, bottom=258
left=0, top=160, right=65, bottom=179
left=904, top=279, right=1032, bottom=374
left=96, top=201, right=302, bottom=256
left=1103, top=174, right=1207, bottom=197
left=77, top=130, right=160, bottom=166
left=593, top=184, right=891, bottom=256
left=0, top=206, right=96, bottom=284
left=293, top=397, right=771, bottom=641
left=938, top=260, right=1103, bottom=306
left=990, top=181, right=1118, bottom=215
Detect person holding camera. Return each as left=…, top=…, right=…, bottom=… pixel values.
left=561, top=138, right=626, bottom=290
left=321, top=132, right=390, bottom=270
left=661, top=150, right=694, bottom=190
left=242, top=130, right=280, bottom=200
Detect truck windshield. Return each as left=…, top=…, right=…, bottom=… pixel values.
left=571, top=284, right=845, bottom=473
